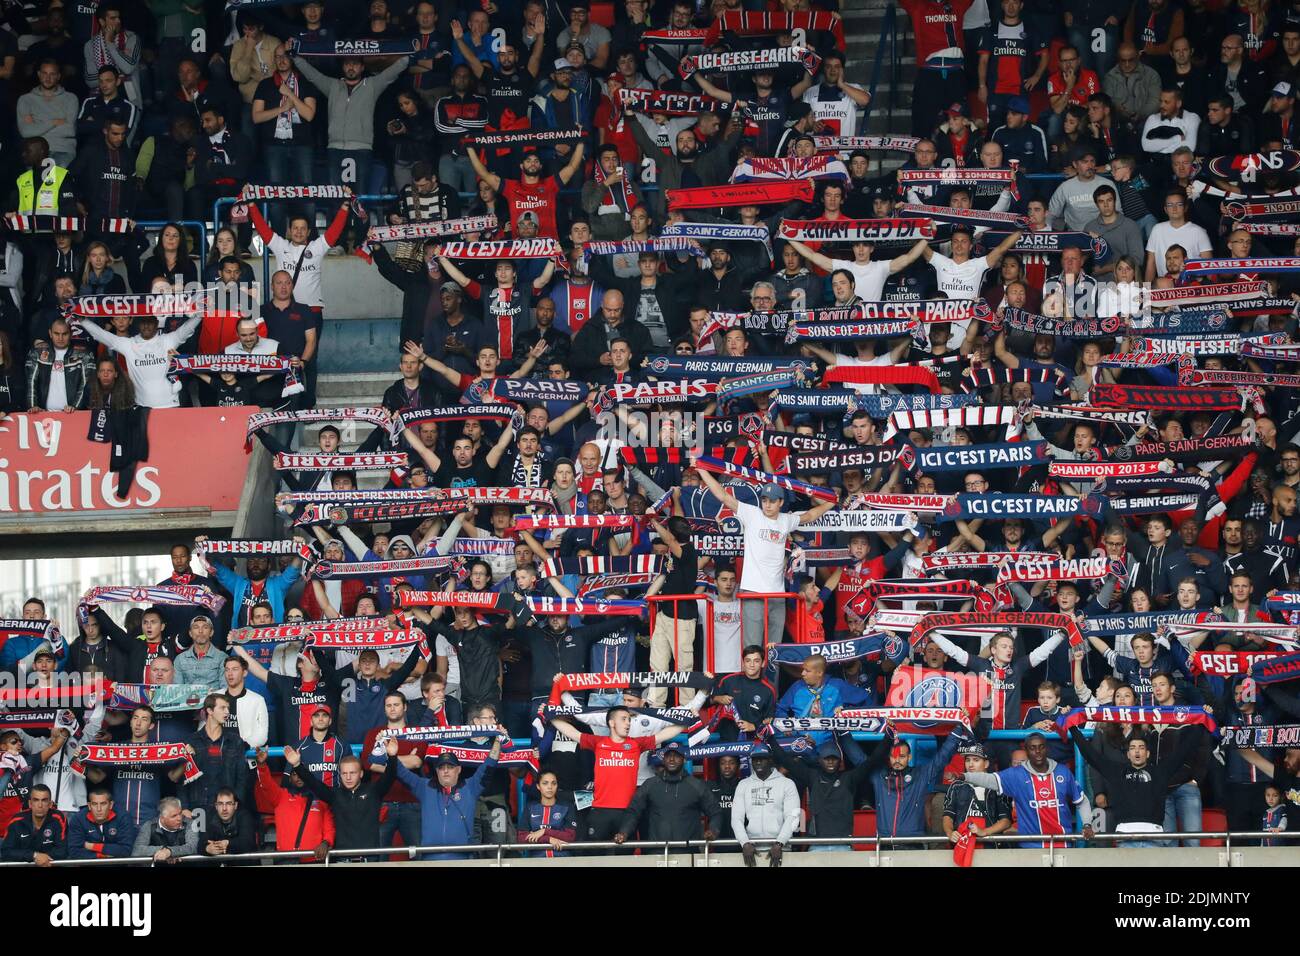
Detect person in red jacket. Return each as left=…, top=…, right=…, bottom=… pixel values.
left=253, top=746, right=335, bottom=862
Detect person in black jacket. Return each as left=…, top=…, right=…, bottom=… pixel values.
left=63, top=612, right=127, bottom=683
left=614, top=741, right=722, bottom=844
left=415, top=607, right=507, bottom=712
left=1069, top=716, right=1204, bottom=845
left=520, top=613, right=630, bottom=707
left=184, top=695, right=251, bottom=812
left=288, top=736, right=399, bottom=852
left=370, top=242, right=448, bottom=352
left=186, top=103, right=254, bottom=221
left=0, top=784, right=67, bottom=864
left=569, top=289, right=653, bottom=379
left=771, top=739, right=876, bottom=849
left=200, top=787, right=261, bottom=861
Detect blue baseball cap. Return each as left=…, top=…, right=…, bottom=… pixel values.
left=1007, top=96, right=1031, bottom=115
left=760, top=482, right=784, bottom=501
left=658, top=740, right=688, bottom=758
left=749, top=743, right=773, bottom=758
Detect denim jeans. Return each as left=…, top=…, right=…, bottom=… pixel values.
left=809, top=843, right=852, bottom=853
left=327, top=148, right=373, bottom=193
left=379, top=801, right=422, bottom=850
left=265, top=144, right=317, bottom=230
left=438, top=153, right=478, bottom=196
left=1161, top=782, right=1203, bottom=847
left=1068, top=25, right=1120, bottom=78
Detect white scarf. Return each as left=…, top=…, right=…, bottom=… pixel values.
left=275, top=71, right=301, bottom=140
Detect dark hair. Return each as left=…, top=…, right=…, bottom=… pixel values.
left=131, top=705, right=157, bottom=723
left=605, top=705, right=631, bottom=728
left=203, top=692, right=233, bottom=713
left=384, top=689, right=408, bottom=705
left=1092, top=184, right=1116, bottom=202
left=215, top=787, right=239, bottom=803
left=742, top=644, right=764, bottom=659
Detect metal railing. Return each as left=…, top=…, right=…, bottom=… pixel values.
left=862, top=3, right=900, bottom=133
left=136, top=220, right=208, bottom=271
left=5, top=830, right=1296, bottom=867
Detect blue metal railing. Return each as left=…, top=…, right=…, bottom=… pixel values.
left=135, top=219, right=209, bottom=276
left=863, top=3, right=900, bottom=128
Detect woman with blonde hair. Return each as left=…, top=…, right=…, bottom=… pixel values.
left=80, top=241, right=127, bottom=296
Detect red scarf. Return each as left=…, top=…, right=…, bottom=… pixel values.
left=594, top=161, right=637, bottom=219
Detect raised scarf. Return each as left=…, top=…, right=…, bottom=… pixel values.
left=105, top=682, right=209, bottom=712
left=1240, top=340, right=1300, bottom=362
left=690, top=533, right=745, bottom=555
left=450, top=537, right=518, bottom=557
left=307, top=555, right=463, bottom=581
left=853, top=392, right=980, bottom=420
left=706, top=10, right=846, bottom=49
left=914, top=440, right=1049, bottom=473
left=921, top=550, right=1058, bottom=572
left=1134, top=332, right=1287, bottom=356
left=896, top=168, right=1019, bottom=199
left=72, top=743, right=202, bottom=783
left=578, top=573, right=659, bottom=598
left=1024, top=404, right=1150, bottom=426
left=291, top=37, right=419, bottom=56
left=1145, top=281, right=1270, bottom=305
left=307, top=623, right=424, bottom=649
left=785, top=318, right=921, bottom=344
left=1178, top=257, right=1300, bottom=282
left=801, top=510, right=918, bottom=532
left=896, top=203, right=1031, bottom=229
left=846, top=492, right=951, bottom=513
left=995, top=554, right=1117, bottom=583
left=937, top=493, right=1106, bottom=523
left=692, top=455, right=838, bottom=502
left=979, top=230, right=1112, bottom=264
left=1106, top=492, right=1204, bottom=515
left=665, top=182, right=813, bottom=209
left=617, top=88, right=721, bottom=116
left=436, top=239, right=566, bottom=267
left=962, top=364, right=1068, bottom=398
left=1251, top=652, right=1300, bottom=684
left=234, top=183, right=363, bottom=219
left=678, top=46, right=821, bottom=79
left=758, top=430, right=856, bottom=453
left=1080, top=610, right=1203, bottom=636
left=168, top=354, right=302, bottom=397
left=1219, top=724, right=1300, bottom=748
left=394, top=404, right=516, bottom=432
left=1131, top=307, right=1232, bottom=336
left=1237, top=222, right=1300, bottom=236
left=596, top=379, right=716, bottom=411
left=1055, top=706, right=1217, bottom=738
left=356, top=214, right=499, bottom=262
left=642, top=355, right=811, bottom=379
left=581, top=237, right=706, bottom=262
left=1181, top=366, right=1300, bottom=390
left=1168, top=622, right=1298, bottom=647
left=821, top=364, right=941, bottom=393
left=848, top=579, right=995, bottom=616
left=195, top=539, right=315, bottom=560
left=5, top=215, right=134, bottom=234
left=1222, top=196, right=1300, bottom=220
left=80, top=584, right=225, bottom=613
left=395, top=590, right=512, bottom=613
left=0, top=619, right=63, bottom=658
left=423, top=743, right=540, bottom=772
left=245, top=406, right=394, bottom=451
left=996, top=305, right=1126, bottom=338
left=815, top=135, right=921, bottom=153
left=375, top=725, right=504, bottom=748
left=1110, top=434, right=1255, bottom=463
left=460, top=126, right=584, bottom=149
left=911, top=611, right=1084, bottom=648
left=1088, top=382, right=1242, bottom=412
left=785, top=447, right=913, bottom=474
left=539, top=556, right=663, bottom=578
left=839, top=706, right=973, bottom=732
left=880, top=405, right=1021, bottom=442
left=1187, top=651, right=1280, bottom=677
left=273, top=452, right=407, bottom=472
left=716, top=370, right=799, bottom=404
left=513, top=513, right=640, bottom=530
left=731, top=157, right=851, bottom=183
left=1048, top=459, right=1171, bottom=480
left=547, top=671, right=713, bottom=706
left=766, top=634, right=908, bottom=674
left=64, top=286, right=225, bottom=319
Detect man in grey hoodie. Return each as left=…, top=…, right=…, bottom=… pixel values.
left=18, top=60, right=80, bottom=167
left=291, top=47, right=410, bottom=191
left=731, top=744, right=800, bottom=867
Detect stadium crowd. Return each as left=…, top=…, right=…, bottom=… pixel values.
left=2, top=0, right=1300, bottom=866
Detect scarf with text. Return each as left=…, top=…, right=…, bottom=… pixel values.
left=1169, top=623, right=1299, bottom=649
left=978, top=230, right=1111, bottom=264
left=1088, top=382, right=1242, bottom=412
left=690, top=533, right=745, bottom=555
left=665, top=182, right=813, bottom=209
left=71, top=743, right=202, bottom=783
left=79, top=584, right=225, bottom=613
left=859, top=299, right=992, bottom=324
left=356, top=214, right=499, bottom=262
left=839, top=707, right=973, bottom=733
left=1099, top=351, right=1183, bottom=370
left=786, top=318, right=921, bottom=344
left=896, top=203, right=1031, bottom=229
left=1146, top=281, right=1271, bottom=306
left=617, top=88, right=722, bottom=116
left=547, top=671, right=713, bottom=706
left=1134, top=332, right=1288, bottom=357
left=693, top=455, right=838, bottom=502
left=273, top=452, right=407, bottom=472
left=435, top=239, right=566, bottom=267
left=450, top=537, right=518, bottom=557
left=167, top=354, right=302, bottom=397
left=466, top=377, right=589, bottom=408
left=996, top=554, right=1117, bottom=583
left=911, top=610, right=1084, bottom=648
left=815, top=135, right=921, bottom=153
left=881, top=405, right=1022, bottom=442
left=245, top=406, right=394, bottom=451
left=766, top=634, right=909, bottom=674
left=581, top=237, right=706, bottom=262
left=777, top=218, right=935, bottom=243
left=1133, top=307, right=1232, bottom=336
left=678, top=45, right=821, bottom=79
left=540, top=556, right=663, bottom=578
left=731, top=157, right=851, bottom=184
left=853, top=392, right=980, bottom=421
left=64, top=286, right=226, bottom=320
left=846, top=492, right=952, bottom=513
left=1237, top=222, right=1300, bottom=237
left=896, top=168, right=1019, bottom=199
left=716, top=370, right=799, bottom=405
left=195, top=539, right=315, bottom=562
left=394, top=404, right=516, bottom=432
left=1048, top=459, right=1172, bottom=480
left=801, top=510, right=918, bottom=533
left=307, top=555, right=463, bottom=581
left=105, top=683, right=209, bottom=712
left=921, top=551, right=1058, bottom=573
left=849, top=579, right=995, bottom=615
left=1025, top=404, right=1150, bottom=426
left=642, top=355, right=812, bottom=379
left=1240, top=339, right=1300, bottom=362
left=307, top=623, right=424, bottom=649
left=914, top=440, right=1049, bottom=473
left=1178, top=257, right=1300, bottom=282
left=374, top=725, right=504, bottom=748
left=1221, top=195, right=1300, bottom=220
left=1229, top=298, right=1299, bottom=317
left=1187, top=651, right=1281, bottom=677
left=422, top=743, right=540, bottom=772
left=578, top=573, right=659, bottom=598
left=937, top=493, right=1106, bottom=523
left=785, top=447, right=914, bottom=474
left=1105, top=492, right=1203, bottom=515
left=234, top=184, right=363, bottom=219
left=1181, top=366, right=1300, bottom=391
left=1055, top=705, right=1217, bottom=738
left=1081, top=610, right=1204, bottom=637
left=595, top=379, right=717, bottom=413
left=1110, top=434, right=1255, bottom=463
left=1250, top=651, right=1300, bottom=684
left=995, top=306, right=1125, bottom=338
left=0, top=619, right=63, bottom=659
left=513, top=513, right=641, bottom=531
left=460, top=126, right=584, bottom=149
left=1219, top=724, right=1300, bottom=748
left=291, top=37, right=420, bottom=56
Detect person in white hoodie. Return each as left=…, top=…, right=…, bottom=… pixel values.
left=731, top=744, right=800, bottom=867
left=75, top=311, right=202, bottom=408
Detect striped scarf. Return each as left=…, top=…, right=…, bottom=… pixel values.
left=911, top=611, right=1085, bottom=649
left=617, top=88, right=721, bottom=116
left=72, top=743, right=202, bottom=784
left=815, top=135, right=920, bottom=153
left=897, top=168, right=1019, bottom=199
left=881, top=404, right=1021, bottom=442
left=962, top=364, right=1068, bottom=397
left=306, top=555, right=464, bottom=581
left=706, top=10, right=846, bottom=49
left=693, top=455, right=838, bottom=502
left=245, top=406, right=395, bottom=450
left=168, top=354, right=303, bottom=397
left=540, top=556, right=663, bottom=578
left=678, top=45, right=821, bottom=79
left=356, top=215, right=499, bottom=262
left=665, top=183, right=812, bottom=210
left=80, top=584, right=225, bottom=613
left=5, top=215, right=134, bottom=234
left=731, top=157, right=851, bottom=183
left=273, top=452, right=407, bottom=472
left=777, top=218, right=934, bottom=243
left=896, top=203, right=1031, bottom=229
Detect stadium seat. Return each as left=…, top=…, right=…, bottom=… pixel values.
left=1201, top=808, right=1228, bottom=847
left=591, top=2, right=614, bottom=27
left=852, top=809, right=877, bottom=851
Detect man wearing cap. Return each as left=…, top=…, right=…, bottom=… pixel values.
left=172, top=616, right=228, bottom=694
left=74, top=307, right=202, bottom=408
left=1261, top=81, right=1297, bottom=147
left=942, top=740, right=1013, bottom=844
left=992, top=96, right=1050, bottom=171
left=614, top=741, right=722, bottom=845
left=771, top=736, right=877, bottom=851
left=288, top=702, right=348, bottom=791
left=934, top=101, right=980, bottom=168
left=692, top=466, right=837, bottom=648
left=394, top=732, right=505, bottom=860
left=732, top=743, right=800, bottom=866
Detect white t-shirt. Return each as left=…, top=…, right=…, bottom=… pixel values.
left=77, top=315, right=202, bottom=408
left=1146, top=221, right=1212, bottom=277
left=735, top=500, right=800, bottom=594
left=928, top=252, right=991, bottom=347
left=830, top=257, right=890, bottom=301
left=46, top=348, right=69, bottom=410
left=435, top=634, right=462, bottom=694
left=803, top=86, right=859, bottom=138
left=703, top=596, right=743, bottom=672
left=268, top=234, right=331, bottom=308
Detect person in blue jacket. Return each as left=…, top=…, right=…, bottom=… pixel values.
left=774, top=654, right=875, bottom=760
left=195, top=534, right=303, bottom=626
left=866, top=722, right=968, bottom=843
left=68, top=787, right=138, bottom=859
left=394, top=734, right=504, bottom=861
